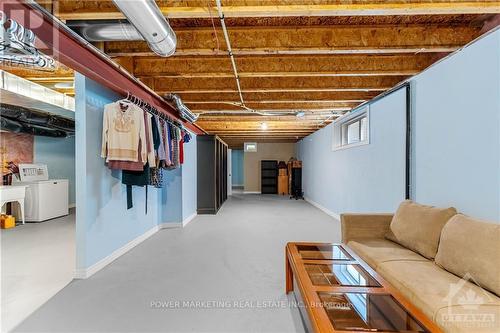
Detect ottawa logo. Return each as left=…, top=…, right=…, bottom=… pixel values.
left=440, top=273, right=498, bottom=330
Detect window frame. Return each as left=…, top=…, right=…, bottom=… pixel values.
left=332, top=106, right=370, bottom=151
left=244, top=142, right=257, bottom=152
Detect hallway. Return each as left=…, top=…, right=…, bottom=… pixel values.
left=14, top=194, right=340, bottom=333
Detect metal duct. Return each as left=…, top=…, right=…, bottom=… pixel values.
left=1, top=117, right=68, bottom=137
left=0, top=103, right=75, bottom=137
left=111, top=0, right=176, bottom=57
left=164, top=93, right=199, bottom=123
left=78, top=21, right=143, bottom=41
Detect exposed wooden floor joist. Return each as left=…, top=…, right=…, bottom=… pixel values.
left=140, top=75, right=408, bottom=91
left=180, top=91, right=377, bottom=102
left=130, top=54, right=443, bottom=78
left=6, top=1, right=499, bottom=147
left=56, top=2, right=500, bottom=20
left=104, top=25, right=480, bottom=57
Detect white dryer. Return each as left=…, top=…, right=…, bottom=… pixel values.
left=15, top=164, right=69, bottom=222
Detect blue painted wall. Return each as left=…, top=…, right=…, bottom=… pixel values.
left=411, top=30, right=500, bottom=221
left=34, top=135, right=76, bottom=205
left=161, top=168, right=182, bottom=223
left=231, top=149, right=244, bottom=186
left=298, top=30, right=500, bottom=222
left=161, top=133, right=197, bottom=224
left=32, top=104, right=76, bottom=205
left=297, top=89, right=407, bottom=215
left=75, top=73, right=161, bottom=270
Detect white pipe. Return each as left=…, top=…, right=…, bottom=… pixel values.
left=197, top=110, right=295, bottom=115
left=213, top=1, right=349, bottom=119
left=215, top=0, right=245, bottom=107
left=196, top=109, right=347, bottom=116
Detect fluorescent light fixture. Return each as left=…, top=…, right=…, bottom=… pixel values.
left=260, top=122, right=268, bottom=130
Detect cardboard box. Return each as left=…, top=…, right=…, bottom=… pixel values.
left=278, top=175, right=289, bottom=195
left=1, top=215, right=15, bottom=229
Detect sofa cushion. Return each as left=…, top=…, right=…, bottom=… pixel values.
left=377, top=261, right=500, bottom=333
left=347, top=239, right=428, bottom=270
left=385, top=200, right=457, bottom=259
left=435, top=304, right=500, bottom=333
left=435, top=214, right=500, bottom=297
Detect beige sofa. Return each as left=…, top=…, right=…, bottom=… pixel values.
left=341, top=206, right=500, bottom=333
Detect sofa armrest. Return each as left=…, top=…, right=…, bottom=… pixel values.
left=341, top=213, right=393, bottom=244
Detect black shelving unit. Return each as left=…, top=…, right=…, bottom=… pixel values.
left=290, top=167, right=303, bottom=199
left=261, top=160, right=278, bottom=194
left=197, top=135, right=228, bottom=214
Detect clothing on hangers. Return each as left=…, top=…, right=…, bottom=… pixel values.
left=149, top=167, right=163, bottom=188
left=145, top=113, right=156, bottom=167
left=122, top=164, right=150, bottom=210
left=171, top=126, right=180, bottom=168
left=101, top=101, right=147, bottom=163
left=179, top=130, right=185, bottom=165
left=151, top=114, right=161, bottom=151
left=133, top=102, right=157, bottom=168
left=102, top=93, right=194, bottom=212
left=107, top=110, right=153, bottom=171
left=162, top=119, right=172, bottom=167
left=104, top=94, right=193, bottom=196
left=183, top=130, right=191, bottom=143
left=156, top=117, right=167, bottom=162
left=165, top=122, right=173, bottom=167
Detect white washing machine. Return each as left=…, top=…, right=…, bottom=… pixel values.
left=15, top=164, right=69, bottom=222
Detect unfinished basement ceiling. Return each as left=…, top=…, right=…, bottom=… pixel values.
left=4, top=1, right=499, bottom=148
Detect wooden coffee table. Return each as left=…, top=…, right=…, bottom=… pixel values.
left=285, top=242, right=443, bottom=333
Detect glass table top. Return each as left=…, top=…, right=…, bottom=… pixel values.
left=305, top=263, right=381, bottom=287
left=297, top=245, right=353, bottom=260
left=317, top=292, right=428, bottom=332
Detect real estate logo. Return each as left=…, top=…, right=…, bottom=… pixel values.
left=1, top=3, right=58, bottom=68
left=441, top=273, right=498, bottom=331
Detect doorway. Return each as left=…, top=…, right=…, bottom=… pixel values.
left=0, top=67, right=77, bottom=331
left=231, top=149, right=244, bottom=193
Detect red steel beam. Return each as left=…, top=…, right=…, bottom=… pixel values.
left=1, top=0, right=204, bottom=135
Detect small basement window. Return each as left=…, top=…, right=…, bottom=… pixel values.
left=244, top=142, right=257, bottom=152
left=332, top=106, right=369, bottom=151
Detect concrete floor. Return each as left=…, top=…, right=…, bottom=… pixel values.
left=1, top=212, right=75, bottom=333
left=13, top=194, right=340, bottom=333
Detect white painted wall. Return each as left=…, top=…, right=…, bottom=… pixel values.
left=297, top=29, right=500, bottom=222
left=181, top=133, right=197, bottom=221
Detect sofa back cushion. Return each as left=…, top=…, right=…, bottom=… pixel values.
left=385, top=200, right=457, bottom=259
left=435, top=214, right=500, bottom=297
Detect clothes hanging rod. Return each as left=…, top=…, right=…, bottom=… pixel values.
left=124, top=92, right=185, bottom=131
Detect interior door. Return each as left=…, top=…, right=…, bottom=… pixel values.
left=227, top=148, right=232, bottom=196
